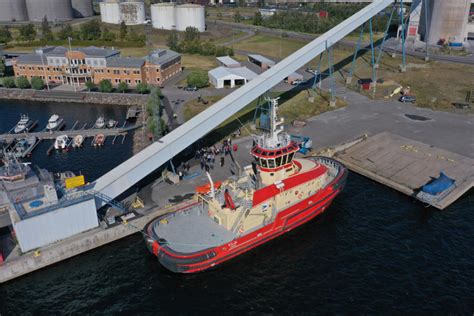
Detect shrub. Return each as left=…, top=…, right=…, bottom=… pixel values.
left=98, top=79, right=113, bottom=93
left=117, top=82, right=128, bottom=93
left=187, top=71, right=209, bottom=88
left=136, top=82, right=150, bottom=94
left=30, top=76, right=44, bottom=90
left=16, top=76, right=30, bottom=89
left=2, top=77, right=15, bottom=88
left=85, top=80, right=95, bottom=92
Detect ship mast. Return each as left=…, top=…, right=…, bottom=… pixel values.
left=266, top=97, right=285, bottom=148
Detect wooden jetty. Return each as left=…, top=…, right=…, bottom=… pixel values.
left=0, top=124, right=142, bottom=143
left=334, top=132, right=474, bottom=210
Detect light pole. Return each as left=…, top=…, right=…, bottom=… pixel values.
left=68, top=37, right=77, bottom=92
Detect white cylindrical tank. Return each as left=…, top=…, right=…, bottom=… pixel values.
left=100, top=0, right=121, bottom=24
left=151, top=3, right=176, bottom=30
left=71, top=0, right=94, bottom=18
left=175, top=4, right=205, bottom=32
left=422, top=0, right=471, bottom=45
left=0, top=0, right=28, bottom=22
left=26, top=0, right=73, bottom=22
left=120, top=1, right=145, bottom=25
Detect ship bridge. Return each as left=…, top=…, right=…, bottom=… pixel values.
left=93, top=0, right=396, bottom=206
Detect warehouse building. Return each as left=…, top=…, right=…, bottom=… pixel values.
left=208, top=66, right=257, bottom=89
left=12, top=46, right=181, bottom=88
left=216, top=56, right=241, bottom=68
left=248, top=54, right=276, bottom=70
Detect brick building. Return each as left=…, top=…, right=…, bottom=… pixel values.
left=12, top=46, right=181, bottom=88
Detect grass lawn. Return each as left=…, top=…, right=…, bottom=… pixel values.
left=232, top=34, right=308, bottom=59
left=181, top=54, right=218, bottom=71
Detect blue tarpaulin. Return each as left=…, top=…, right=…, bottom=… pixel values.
left=422, top=172, right=455, bottom=195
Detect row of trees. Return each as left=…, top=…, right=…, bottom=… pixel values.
left=85, top=79, right=150, bottom=94
left=0, top=19, right=144, bottom=44
left=146, top=87, right=166, bottom=139
left=167, top=27, right=234, bottom=57
left=2, top=76, right=44, bottom=90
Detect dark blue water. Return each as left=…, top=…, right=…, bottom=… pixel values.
left=0, top=100, right=133, bottom=181
left=0, top=101, right=473, bottom=314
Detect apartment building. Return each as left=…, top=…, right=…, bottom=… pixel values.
left=12, top=46, right=182, bottom=88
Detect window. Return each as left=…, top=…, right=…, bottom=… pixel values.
left=268, top=159, right=275, bottom=168
left=281, top=154, right=287, bottom=165
left=135, top=79, right=141, bottom=84
left=288, top=152, right=295, bottom=162
left=261, top=159, right=268, bottom=168
left=113, top=70, right=120, bottom=75
left=275, top=156, right=282, bottom=167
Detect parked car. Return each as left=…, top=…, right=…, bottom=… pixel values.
left=399, top=95, right=416, bottom=103
left=291, top=79, right=304, bottom=85
left=184, top=86, right=198, bottom=91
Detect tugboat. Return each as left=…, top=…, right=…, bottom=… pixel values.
left=54, top=135, right=69, bottom=150
left=14, top=114, right=33, bottom=134
left=144, top=97, right=347, bottom=273
left=94, top=116, right=105, bottom=129
left=46, top=114, right=64, bottom=131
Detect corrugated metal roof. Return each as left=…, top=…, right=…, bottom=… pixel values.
left=106, top=57, right=144, bottom=68
left=216, top=56, right=240, bottom=67
left=146, top=49, right=180, bottom=66
left=209, top=66, right=257, bottom=80
left=248, top=54, right=276, bottom=65
left=39, top=46, right=120, bottom=58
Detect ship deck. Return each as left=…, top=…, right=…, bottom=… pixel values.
left=152, top=207, right=236, bottom=253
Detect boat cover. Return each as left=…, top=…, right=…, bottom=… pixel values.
left=422, top=172, right=455, bottom=195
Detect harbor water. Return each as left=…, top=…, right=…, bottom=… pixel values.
left=0, top=100, right=473, bottom=313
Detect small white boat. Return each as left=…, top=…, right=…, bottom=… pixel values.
left=107, top=119, right=118, bottom=128
left=94, top=116, right=105, bottom=129
left=47, top=114, right=64, bottom=131
left=54, top=135, right=69, bottom=150
left=72, top=135, right=84, bottom=148
left=14, top=114, right=33, bottom=133
left=93, top=133, right=105, bottom=147
left=10, top=136, right=37, bottom=158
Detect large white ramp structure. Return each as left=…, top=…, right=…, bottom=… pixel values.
left=94, top=0, right=395, bottom=202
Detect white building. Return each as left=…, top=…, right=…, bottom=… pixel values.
left=216, top=56, right=241, bottom=68
left=208, top=66, right=258, bottom=89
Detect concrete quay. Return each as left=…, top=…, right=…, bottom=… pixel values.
left=0, top=199, right=196, bottom=283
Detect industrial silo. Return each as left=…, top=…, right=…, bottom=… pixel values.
left=120, top=1, right=145, bottom=25
left=100, top=0, right=121, bottom=24
left=420, top=0, right=471, bottom=45
left=0, top=0, right=28, bottom=22
left=151, top=3, right=176, bottom=31
left=175, top=4, right=205, bottom=32
left=71, top=0, right=94, bottom=18
left=26, top=0, right=73, bottom=22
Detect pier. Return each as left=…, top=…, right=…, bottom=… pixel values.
left=334, top=132, right=474, bottom=210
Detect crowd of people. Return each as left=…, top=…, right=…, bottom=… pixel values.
left=191, top=138, right=239, bottom=173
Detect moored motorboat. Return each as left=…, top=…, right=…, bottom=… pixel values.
left=94, top=116, right=105, bottom=129
left=144, top=98, right=347, bottom=273
left=93, top=134, right=105, bottom=147
left=14, top=114, right=33, bottom=134
left=107, top=119, right=118, bottom=128
left=54, top=135, right=69, bottom=150
left=46, top=114, right=64, bottom=131
left=72, top=135, right=84, bottom=148
left=10, top=136, right=37, bottom=158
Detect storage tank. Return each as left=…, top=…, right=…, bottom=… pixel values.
left=420, top=0, right=471, bottom=45
left=71, top=0, right=94, bottom=18
left=151, top=3, right=176, bottom=30
left=175, top=4, right=205, bottom=32
left=120, top=1, right=145, bottom=25
left=100, top=0, right=121, bottom=24
left=26, top=0, right=73, bottom=22
left=0, top=0, right=28, bottom=22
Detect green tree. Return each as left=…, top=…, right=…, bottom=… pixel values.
left=19, top=24, right=36, bottom=42
left=41, top=16, right=54, bottom=41
left=117, top=81, right=128, bottom=93
left=16, top=76, right=30, bottom=89
left=253, top=11, right=263, bottom=26
left=85, top=80, right=95, bottom=92
left=119, top=21, right=128, bottom=41
left=98, top=79, right=113, bottom=93
left=102, top=27, right=116, bottom=41
left=0, top=59, right=5, bottom=76
left=57, top=24, right=74, bottom=40
left=0, top=26, right=12, bottom=44
left=166, top=31, right=179, bottom=51
left=80, top=19, right=101, bottom=40
left=187, top=71, right=209, bottom=88
left=31, top=76, right=45, bottom=90
left=136, top=82, right=150, bottom=94
left=2, top=77, right=15, bottom=88
left=183, top=27, right=200, bottom=42
left=233, top=11, right=242, bottom=23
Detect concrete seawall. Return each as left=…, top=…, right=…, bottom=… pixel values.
left=0, top=200, right=196, bottom=283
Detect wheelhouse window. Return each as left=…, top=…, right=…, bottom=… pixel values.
left=275, top=156, right=282, bottom=167
left=288, top=152, right=295, bottom=162
left=268, top=159, right=275, bottom=168
left=261, top=159, right=268, bottom=168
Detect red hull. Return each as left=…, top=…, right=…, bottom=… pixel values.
left=145, top=159, right=347, bottom=273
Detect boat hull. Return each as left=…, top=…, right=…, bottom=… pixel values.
left=145, top=159, right=347, bottom=273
